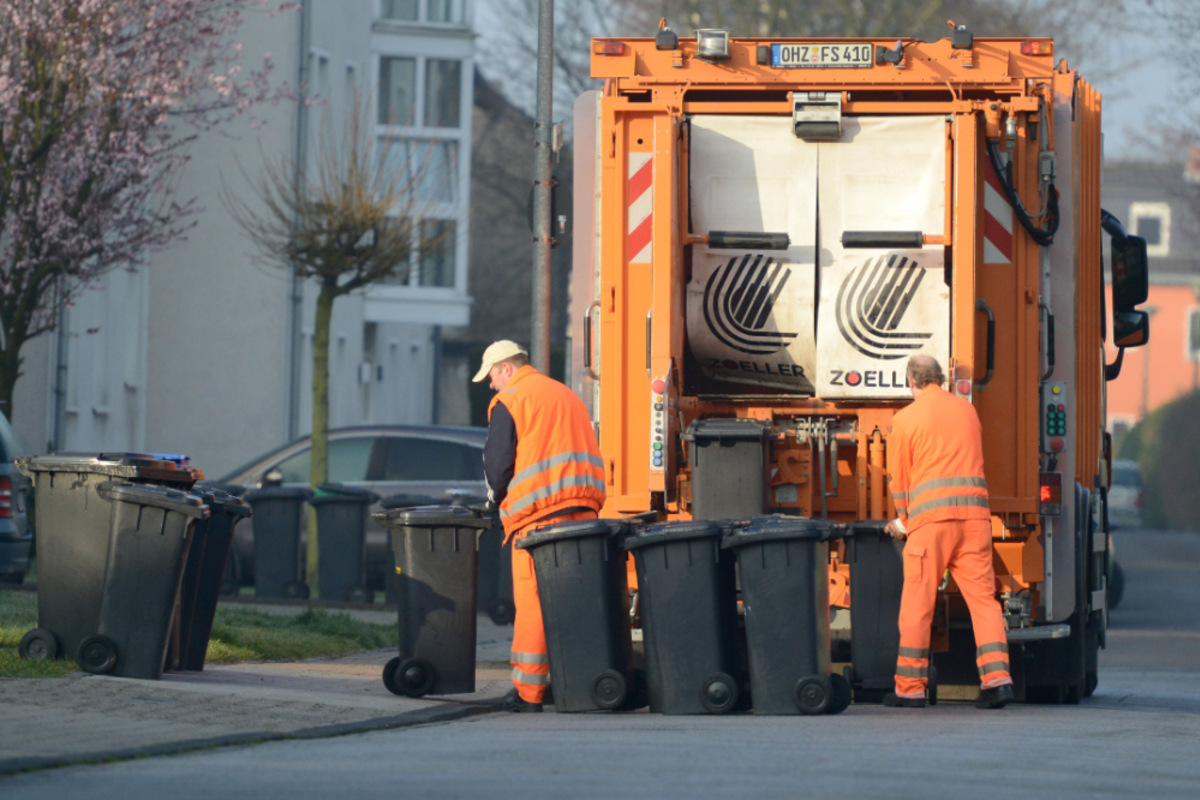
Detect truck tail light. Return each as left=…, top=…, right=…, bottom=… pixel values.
left=593, top=41, right=626, bottom=56
left=1039, top=472, right=1062, bottom=516
left=0, top=477, right=11, bottom=519
left=1020, top=41, right=1052, bottom=56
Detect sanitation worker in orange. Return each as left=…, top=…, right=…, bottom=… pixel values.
left=883, top=354, right=1014, bottom=710
left=475, top=340, right=606, bottom=712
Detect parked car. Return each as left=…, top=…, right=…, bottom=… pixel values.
left=217, top=425, right=488, bottom=594
left=0, top=410, right=33, bottom=584
left=1108, top=458, right=1144, bottom=529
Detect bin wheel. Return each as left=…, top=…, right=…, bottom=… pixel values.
left=219, top=580, right=239, bottom=597
left=794, top=674, right=831, bottom=715
left=284, top=581, right=310, bottom=600
left=77, top=635, right=118, bottom=675
left=346, top=585, right=372, bottom=605
left=387, top=657, right=435, bottom=698
left=590, top=670, right=628, bottom=710
left=489, top=599, right=515, bottom=626
left=827, top=672, right=852, bottom=715
left=927, top=665, right=938, bottom=707
left=700, top=672, right=739, bottom=714
left=19, top=628, right=59, bottom=661
left=382, top=657, right=401, bottom=694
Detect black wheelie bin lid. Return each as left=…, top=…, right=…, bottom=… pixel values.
left=515, top=518, right=629, bottom=550
left=243, top=485, right=312, bottom=503
left=379, top=493, right=440, bottom=510
left=309, top=482, right=381, bottom=506
left=95, top=482, right=211, bottom=520
left=623, top=519, right=727, bottom=552
left=721, top=515, right=849, bottom=550
left=190, top=483, right=253, bottom=518
left=373, top=505, right=493, bottom=530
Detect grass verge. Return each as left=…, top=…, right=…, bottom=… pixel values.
left=0, top=588, right=394, bottom=678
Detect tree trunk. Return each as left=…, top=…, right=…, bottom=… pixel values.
left=0, top=333, right=25, bottom=422
left=306, top=281, right=337, bottom=592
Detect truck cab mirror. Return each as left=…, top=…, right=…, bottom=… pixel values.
left=1113, top=310, right=1150, bottom=349
left=1111, top=234, right=1149, bottom=311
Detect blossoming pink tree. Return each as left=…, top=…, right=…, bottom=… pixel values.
left=0, top=0, right=296, bottom=416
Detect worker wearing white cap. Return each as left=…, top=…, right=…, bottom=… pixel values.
left=474, top=340, right=606, bottom=712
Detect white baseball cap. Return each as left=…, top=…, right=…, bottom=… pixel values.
left=472, top=340, right=528, bottom=382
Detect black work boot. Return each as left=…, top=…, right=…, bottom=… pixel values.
left=503, top=689, right=544, bottom=713
left=975, top=684, right=1014, bottom=709
left=882, top=692, right=927, bottom=708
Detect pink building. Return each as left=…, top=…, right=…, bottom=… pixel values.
left=1103, top=155, right=1200, bottom=435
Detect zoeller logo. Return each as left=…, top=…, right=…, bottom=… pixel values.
left=702, top=254, right=799, bottom=355
left=835, top=253, right=933, bottom=360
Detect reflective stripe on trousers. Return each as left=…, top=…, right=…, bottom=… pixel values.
left=895, top=517, right=1012, bottom=697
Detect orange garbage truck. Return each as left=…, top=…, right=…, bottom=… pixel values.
left=569, top=23, right=1151, bottom=703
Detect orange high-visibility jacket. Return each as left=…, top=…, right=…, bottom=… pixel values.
left=488, top=365, right=606, bottom=537
left=888, top=385, right=990, bottom=532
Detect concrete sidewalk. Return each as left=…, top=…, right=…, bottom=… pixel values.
left=0, top=603, right=516, bottom=774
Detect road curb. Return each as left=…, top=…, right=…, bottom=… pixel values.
left=0, top=700, right=501, bottom=775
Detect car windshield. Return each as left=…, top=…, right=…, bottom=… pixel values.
left=1113, top=463, right=1142, bottom=488
left=272, top=437, right=376, bottom=484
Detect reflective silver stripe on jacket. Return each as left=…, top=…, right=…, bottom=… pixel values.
left=501, top=474, right=607, bottom=518
left=907, top=495, right=990, bottom=518
left=898, top=646, right=929, bottom=660
left=509, top=451, right=606, bottom=490
left=909, top=475, right=988, bottom=500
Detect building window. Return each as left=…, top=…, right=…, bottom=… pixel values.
left=378, top=57, right=416, bottom=126
left=381, top=0, right=418, bottom=20
left=419, top=219, right=456, bottom=286
left=380, top=0, right=464, bottom=24
left=378, top=139, right=458, bottom=205
left=427, top=0, right=465, bottom=24
left=1188, top=308, right=1200, bottom=361
left=1129, top=201, right=1171, bottom=258
left=425, top=60, right=462, bottom=128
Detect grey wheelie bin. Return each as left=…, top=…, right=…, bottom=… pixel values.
left=846, top=521, right=938, bottom=704
left=243, top=486, right=311, bottom=600
left=73, top=482, right=209, bottom=679
left=375, top=505, right=491, bottom=697
left=311, top=483, right=381, bottom=603
left=454, top=496, right=514, bottom=626
left=379, top=493, right=438, bottom=605
left=173, top=485, right=252, bottom=671
left=722, top=516, right=851, bottom=715
left=516, top=518, right=639, bottom=712
left=624, top=520, right=742, bottom=714
left=14, top=453, right=203, bottom=663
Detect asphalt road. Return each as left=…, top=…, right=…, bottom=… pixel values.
left=4, top=527, right=1198, bottom=799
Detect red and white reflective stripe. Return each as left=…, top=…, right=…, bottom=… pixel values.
left=983, top=159, right=1013, bottom=263
left=627, top=153, right=653, bottom=264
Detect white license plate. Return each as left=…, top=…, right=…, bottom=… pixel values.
left=771, top=43, right=873, bottom=69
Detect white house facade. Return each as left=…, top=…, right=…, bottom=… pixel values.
left=11, top=0, right=478, bottom=477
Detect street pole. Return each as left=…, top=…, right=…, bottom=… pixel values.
left=531, top=0, right=554, bottom=374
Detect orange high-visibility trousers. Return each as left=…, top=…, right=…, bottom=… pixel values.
left=509, top=509, right=599, bottom=703
left=894, top=517, right=1013, bottom=699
